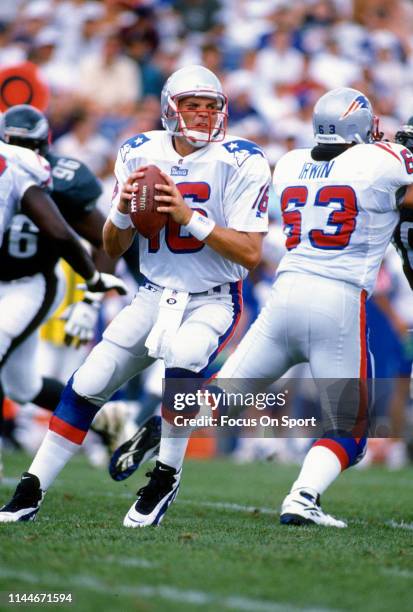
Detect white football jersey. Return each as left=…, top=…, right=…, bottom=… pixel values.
left=273, top=141, right=413, bottom=296
left=112, top=131, right=270, bottom=292
left=0, top=141, right=51, bottom=245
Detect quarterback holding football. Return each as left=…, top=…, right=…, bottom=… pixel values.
left=0, top=65, right=271, bottom=526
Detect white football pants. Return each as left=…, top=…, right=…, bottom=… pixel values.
left=72, top=283, right=241, bottom=405
left=219, top=272, right=370, bottom=432
left=0, top=270, right=65, bottom=403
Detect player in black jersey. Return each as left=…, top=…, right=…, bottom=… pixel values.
left=0, top=105, right=126, bottom=453
left=377, top=119, right=413, bottom=466
left=394, top=118, right=413, bottom=288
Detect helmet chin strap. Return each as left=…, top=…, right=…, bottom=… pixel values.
left=183, top=129, right=211, bottom=148
left=178, top=113, right=212, bottom=147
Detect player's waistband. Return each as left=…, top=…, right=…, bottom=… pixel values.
left=276, top=270, right=366, bottom=296
left=141, top=275, right=232, bottom=297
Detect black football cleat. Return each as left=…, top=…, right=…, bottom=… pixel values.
left=0, top=472, right=44, bottom=522
left=123, top=460, right=181, bottom=527
left=109, top=415, right=161, bottom=481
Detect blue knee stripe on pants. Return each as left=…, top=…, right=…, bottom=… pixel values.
left=164, top=368, right=203, bottom=418
left=54, top=375, right=101, bottom=431
left=320, top=436, right=367, bottom=467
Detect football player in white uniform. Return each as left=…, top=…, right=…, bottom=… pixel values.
left=217, top=87, right=413, bottom=527
left=0, top=133, right=127, bottom=465
left=0, top=65, right=271, bottom=525
left=0, top=137, right=126, bottom=296
left=0, top=105, right=129, bottom=474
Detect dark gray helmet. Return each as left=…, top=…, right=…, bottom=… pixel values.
left=1, top=104, right=50, bottom=155
left=395, top=116, right=413, bottom=152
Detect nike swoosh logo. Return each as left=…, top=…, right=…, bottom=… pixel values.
left=127, top=515, right=146, bottom=524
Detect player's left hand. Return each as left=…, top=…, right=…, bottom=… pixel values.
left=61, top=293, right=102, bottom=348
left=155, top=171, right=193, bottom=225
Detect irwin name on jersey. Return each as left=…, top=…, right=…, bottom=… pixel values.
left=298, top=160, right=335, bottom=179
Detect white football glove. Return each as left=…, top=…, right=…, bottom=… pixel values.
left=61, top=292, right=102, bottom=348
left=80, top=271, right=128, bottom=295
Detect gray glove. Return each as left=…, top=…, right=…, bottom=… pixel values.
left=61, top=292, right=102, bottom=348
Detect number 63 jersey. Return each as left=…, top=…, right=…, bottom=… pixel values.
left=113, top=130, right=270, bottom=293
left=274, top=141, right=413, bottom=296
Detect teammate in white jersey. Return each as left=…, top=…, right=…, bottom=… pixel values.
left=0, top=139, right=51, bottom=240
left=0, top=135, right=128, bottom=478
left=0, top=65, right=271, bottom=525
left=0, top=137, right=126, bottom=296
left=217, top=87, right=413, bottom=527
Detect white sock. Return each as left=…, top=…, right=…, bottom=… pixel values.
left=28, top=430, right=80, bottom=490
left=158, top=419, right=192, bottom=471
left=291, top=445, right=342, bottom=496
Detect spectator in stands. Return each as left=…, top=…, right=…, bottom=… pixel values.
left=76, top=31, right=142, bottom=114
left=53, top=108, right=112, bottom=177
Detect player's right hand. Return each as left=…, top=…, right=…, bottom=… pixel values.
left=120, top=166, right=148, bottom=211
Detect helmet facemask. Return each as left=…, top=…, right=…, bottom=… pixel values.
left=165, top=91, right=227, bottom=148
left=395, top=120, right=413, bottom=151
left=5, top=135, right=49, bottom=156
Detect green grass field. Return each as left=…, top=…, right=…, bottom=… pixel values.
left=0, top=451, right=412, bottom=612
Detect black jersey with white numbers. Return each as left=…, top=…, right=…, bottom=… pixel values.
left=0, top=153, right=102, bottom=280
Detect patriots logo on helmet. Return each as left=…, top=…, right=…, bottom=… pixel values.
left=340, top=95, right=370, bottom=119
left=120, top=134, right=150, bottom=162
left=224, top=140, right=264, bottom=167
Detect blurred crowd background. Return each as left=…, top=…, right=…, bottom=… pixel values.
left=1, top=0, right=413, bottom=468
left=3, top=0, right=413, bottom=171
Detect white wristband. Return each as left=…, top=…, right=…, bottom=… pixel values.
left=109, top=206, right=132, bottom=230
left=185, top=212, right=215, bottom=241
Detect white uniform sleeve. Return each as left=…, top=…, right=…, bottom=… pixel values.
left=111, top=146, right=145, bottom=209
left=373, top=143, right=413, bottom=211
left=224, top=154, right=271, bottom=232
left=11, top=147, right=52, bottom=200
left=111, top=149, right=129, bottom=209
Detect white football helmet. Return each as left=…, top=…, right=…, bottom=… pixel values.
left=161, top=65, right=228, bottom=148
left=313, top=87, right=374, bottom=145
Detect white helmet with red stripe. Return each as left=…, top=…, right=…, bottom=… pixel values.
left=161, top=65, right=228, bottom=148
left=313, top=87, right=374, bottom=145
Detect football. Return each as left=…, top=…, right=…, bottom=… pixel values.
left=129, top=165, right=168, bottom=238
